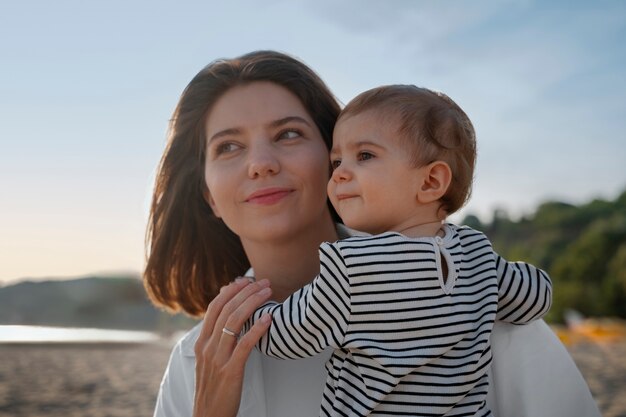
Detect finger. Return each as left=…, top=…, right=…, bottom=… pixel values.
left=197, top=279, right=250, bottom=343
left=237, top=275, right=256, bottom=283
left=222, top=284, right=272, bottom=332
left=214, top=279, right=271, bottom=335
left=230, top=313, right=272, bottom=369
left=215, top=284, right=272, bottom=354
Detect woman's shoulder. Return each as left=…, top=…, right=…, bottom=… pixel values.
left=489, top=320, right=601, bottom=417
left=153, top=324, right=201, bottom=417
left=177, top=322, right=203, bottom=357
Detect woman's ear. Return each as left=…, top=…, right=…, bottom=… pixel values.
left=416, top=161, right=452, bottom=204
left=203, top=188, right=222, bottom=218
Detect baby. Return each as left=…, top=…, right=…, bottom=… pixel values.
left=247, top=85, right=552, bottom=417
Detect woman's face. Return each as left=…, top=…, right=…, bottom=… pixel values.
left=204, top=81, right=332, bottom=244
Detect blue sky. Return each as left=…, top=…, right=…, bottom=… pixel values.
left=1, top=0, right=625, bottom=283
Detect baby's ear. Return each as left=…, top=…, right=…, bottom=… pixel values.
left=417, top=161, right=452, bottom=204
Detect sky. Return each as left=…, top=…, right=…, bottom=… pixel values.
left=1, top=0, right=625, bottom=284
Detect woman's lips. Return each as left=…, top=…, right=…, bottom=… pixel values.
left=245, top=188, right=294, bottom=205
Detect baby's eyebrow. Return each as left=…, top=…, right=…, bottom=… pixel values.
left=350, top=140, right=385, bottom=150
left=329, top=139, right=385, bottom=156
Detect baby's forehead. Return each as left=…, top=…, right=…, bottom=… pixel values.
left=337, top=106, right=393, bottom=123
left=337, top=107, right=401, bottom=130
left=331, top=125, right=417, bottom=159
left=334, top=110, right=411, bottom=142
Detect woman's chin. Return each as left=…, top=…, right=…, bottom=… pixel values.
left=243, top=213, right=331, bottom=245
left=239, top=219, right=303, bottom=244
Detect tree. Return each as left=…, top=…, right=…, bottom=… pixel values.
left=471, top=188, right=626, bottom=321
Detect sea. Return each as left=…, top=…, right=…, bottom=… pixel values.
left=0, top=324, right=160, bottom=343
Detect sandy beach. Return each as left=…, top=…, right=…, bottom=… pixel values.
left=0, top=338, right=624, bottom=417
left=566, top=340, right=626, bottom=417
left=0, top=342, right=170, bottom=417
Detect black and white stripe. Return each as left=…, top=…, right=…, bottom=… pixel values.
left=251, top=224, right=552, bottom=417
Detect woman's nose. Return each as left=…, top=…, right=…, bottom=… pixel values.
left=247, top=145, right=280, bottom=178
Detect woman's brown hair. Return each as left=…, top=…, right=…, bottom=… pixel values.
left=144, top=51, right=341, bottom=317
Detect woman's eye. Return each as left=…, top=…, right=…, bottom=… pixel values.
left=357, top=151, right=375, bottom=161
left=331, top=159, right=341, bottom=170
left=214, top=142, right=240, bottom=155
left=278, top=129, right=302, bottom=140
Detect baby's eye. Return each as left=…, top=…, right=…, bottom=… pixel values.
left=357, top=151, right=375, bottom=161
left=278, top=129, right=302, bottom=140
left=331, top=159, right=341, bottom=170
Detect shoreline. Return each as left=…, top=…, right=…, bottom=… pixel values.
left=0, top=338, right=623, bottom=417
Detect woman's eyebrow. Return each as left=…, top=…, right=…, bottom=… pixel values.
left=269, top=116, right=312, bottom=128
left=208, top=116, right=311, bottom=143
left=208, top=127, right=241, bottom=143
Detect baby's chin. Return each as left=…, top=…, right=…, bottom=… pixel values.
left=342, top=221, right=384, bottom=236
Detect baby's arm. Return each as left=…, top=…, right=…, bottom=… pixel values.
left=248, top=242, right=351, bottom=359
left=495, top=253, right=553, bottom=324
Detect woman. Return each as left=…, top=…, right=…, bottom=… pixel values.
left=144, top=50, right=600, bottom=417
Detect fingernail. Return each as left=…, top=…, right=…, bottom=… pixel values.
left=261, top=314, right=271, bottom=323
left=257, top=279, right=271, bottom=288
left=260, top=288, right=271, bottom=296
left=234, top=277, right=249, bottom=284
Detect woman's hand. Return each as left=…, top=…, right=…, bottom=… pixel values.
left=192, top=278, right=273, bottom=417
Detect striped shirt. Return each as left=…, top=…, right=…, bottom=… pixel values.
left=249, top=224, right=552, bottom=417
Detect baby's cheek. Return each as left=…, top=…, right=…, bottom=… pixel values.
left=326, top=182, right=338, bottom=208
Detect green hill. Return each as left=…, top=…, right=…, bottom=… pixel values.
left=0, top=275, right=196, bottom=332
left=463, top=189, right=626, bottom=322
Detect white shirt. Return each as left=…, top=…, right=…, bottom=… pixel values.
left=153, top=223, right=600, bottom=417
left=154, top=320, right=600, bottom=417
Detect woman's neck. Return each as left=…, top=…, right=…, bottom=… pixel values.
left=242, top=214, right=338, bottom=302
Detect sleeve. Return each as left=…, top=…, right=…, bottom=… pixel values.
left=494, top=252, right=553, bottom=323
left=153, top=340, right=195, bottom=417
left=251, top=242, right=351, bottom=359
left=486, top=320, right=601, bottom=417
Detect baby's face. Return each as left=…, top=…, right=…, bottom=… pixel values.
left=328, top=111, right=427, bottom=235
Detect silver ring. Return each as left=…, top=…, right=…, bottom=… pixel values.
left=222, top=327, right=239, bottom=338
